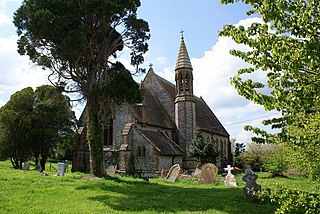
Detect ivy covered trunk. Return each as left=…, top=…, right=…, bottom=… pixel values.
left=87, top=97, right=104, bottom=177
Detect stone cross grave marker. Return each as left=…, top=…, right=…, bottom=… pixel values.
left=22, top=162, right=30, bottom=171
left=165, top=164, right=181, bottom=182
left=106, top=165, right=117, bottom=176
left=198, top=163, right=218, bottom=184
left=242, top=168, right=261, bottom=200
left=224, top=165, right=237, bottom=186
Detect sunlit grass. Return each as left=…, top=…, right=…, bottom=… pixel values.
left=0, top=160, right=317, bottom=214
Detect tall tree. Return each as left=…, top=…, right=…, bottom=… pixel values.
left=14, top=0, right=150, bottom=176
left=0, top=86, right=75, bottom=170
left=31, top=85, right=76, bottom=170
left=0, top=88, right=34, bottom=169
left=219, top=0, right=320, bottom=178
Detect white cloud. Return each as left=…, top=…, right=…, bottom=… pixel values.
left=0, top=36, right=50, bottom=107
left=188, top=17, right=274, bottom=142
left=155, top=56, right=167, bottom=64
left=0, top=12, right=10, bottom=25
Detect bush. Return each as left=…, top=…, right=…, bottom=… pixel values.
left=264, top=144, right=290, bottom=177
left=236, top=143, right=272, bottom=171
left=258, top=186, right=320, bottom=214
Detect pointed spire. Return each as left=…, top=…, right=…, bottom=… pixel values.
left=175, top=34, right=193, bottom=70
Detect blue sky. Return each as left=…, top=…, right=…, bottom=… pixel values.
left=0, top=0, right=278, bottom=143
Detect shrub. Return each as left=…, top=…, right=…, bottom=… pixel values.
left=264, top=144, right=290, bottom=177
left=258, top=186, right=320, bottom=214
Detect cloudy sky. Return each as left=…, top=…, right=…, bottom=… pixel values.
left=0, top=0, right=279, bottom=143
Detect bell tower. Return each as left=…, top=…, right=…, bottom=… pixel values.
left=174, top=33, right=196, bottom=168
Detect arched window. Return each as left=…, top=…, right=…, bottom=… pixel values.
left=137, top=146, right=141, bottom=157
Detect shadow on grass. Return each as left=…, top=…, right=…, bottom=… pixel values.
left=77, top=178, right=276, bottom=214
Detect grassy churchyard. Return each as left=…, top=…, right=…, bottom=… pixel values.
left=0, top=160, right=319, bottom=214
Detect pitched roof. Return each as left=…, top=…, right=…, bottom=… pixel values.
left=144, top=70, right=229, bottom=137
left=138, top=129, right=184, bottom=155
left=195, top=96, right=229, bottom=136
left=133, top=87, right=175, bottom=129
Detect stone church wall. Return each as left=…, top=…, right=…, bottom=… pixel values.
left=159, top=156, right=182, bottom=172
left=113, top=105, right=134, bottom=148
left=131, top=128, right=160, bottom=173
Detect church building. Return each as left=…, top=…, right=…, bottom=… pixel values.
left=73, top=36, right=232, bottom=175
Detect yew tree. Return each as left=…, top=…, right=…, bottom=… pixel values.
left=0, top=86, right=76, bottom=170
left=14, top=0, right=150, bottom=176
left=219, top=0, right=320, bottom=178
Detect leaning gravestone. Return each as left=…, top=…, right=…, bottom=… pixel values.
left=198, top=163, right=218, bottom=184
left=242, top=168, right=261, bottom=200
left=22, top=162, right=30, bottom=171
left=57, top=162, right=66, bottom=176
left=165, top=164, right=181, bottom=182
left=224, top=165, right=237, bottom=186
left=106, top=165, right=117, bottom=176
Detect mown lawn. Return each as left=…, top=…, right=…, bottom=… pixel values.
left=0, top=160, right=318, bottom=214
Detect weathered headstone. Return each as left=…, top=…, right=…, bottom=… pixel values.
left=56, top=162, right=66, bottom=176
left=106, top=165, right=117, bottom=176
left=22, top=162, right=30, bottom=171
left=165, top=164, right=180, bottom=182
left=242, top=168, right=261, bottom=200
left=224, top=165, right=237, bottom=186
left=194, top=165, right=201, bottom=179
left=37, top=154, right=43, bottom=173
left=198, top=163, right=218, bottom=184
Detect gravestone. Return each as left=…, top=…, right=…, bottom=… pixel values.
left=194, top=165, right=201, bottom=179
left=37, top=154, right=43, bottom=173
left=106, top=165, right=117, bottom=176
left=22, top=162, right=30, bottom=171
left=224, top=165, right=237, bottom=186
left=57, top=162, right=66, bottom=176
left=242, top=168, right=261, bottom=200
left=198, top=163, right=218, bottom=184
left=165, top=164, right=180, bottom=182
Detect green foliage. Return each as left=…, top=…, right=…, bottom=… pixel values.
left=264, top=144, right=289, bottom=177
left=0, top=88, right=34, bottom=169
left=102, top=62, right=143, bottom=104
left=13, top=0, right=150, bottom=176
left=235, top=142, right=245, bottom=157
left=258, top=186, right=320, bottom=214
left=219, top=0, right=320, bottom=180
left=0, top=86, right=76, bottom=169
left=188, top=132, right=218, bottom=165
left=236, top=143, right=272, bottom=171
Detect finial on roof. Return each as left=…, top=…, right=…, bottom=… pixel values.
left=180, top=29, right=184, bottom=39
left=149, top=63, right=153, bottom=68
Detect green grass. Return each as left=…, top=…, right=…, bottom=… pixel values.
left=0, top=160, right=318, bottom=214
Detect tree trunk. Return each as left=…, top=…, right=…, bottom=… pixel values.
left=87, top=97, right=104, bottom=177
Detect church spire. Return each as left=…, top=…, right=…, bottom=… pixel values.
left=174, top=33, right=196, bottom=169
left=175, top=33, right=193, bottom=70
left=175, top=33, right=193, bottom=96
